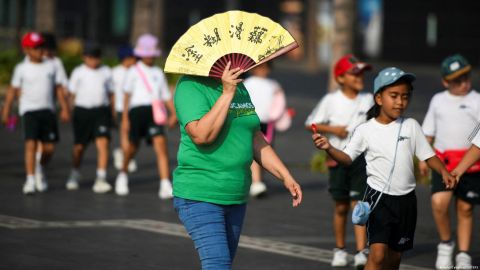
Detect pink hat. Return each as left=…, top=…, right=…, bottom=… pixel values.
left=134, top=34, right=161, bottom=57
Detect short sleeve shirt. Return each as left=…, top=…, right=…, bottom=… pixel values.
left=68, top=64, right=113, bottom=108
left=11, top=59, right=61, bottom=115
left=173, top=75, right=261, bottom=205
left=344, top=118, right=435, bottom=195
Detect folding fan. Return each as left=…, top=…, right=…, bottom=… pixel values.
left=164, top=10, right=298, bottom=78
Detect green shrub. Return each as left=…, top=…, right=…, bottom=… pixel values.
left=0, top=49, right=21, bottom=86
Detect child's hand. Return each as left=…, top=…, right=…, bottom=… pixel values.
left=332, top=126, right=348, bottom=139
left=59, top=109, right=70, bottom=123
left=450, top=170, right=462, bottom=185
left=441, top=170, right=457, bottom=189
left=312, top=133, right=331, bottom=150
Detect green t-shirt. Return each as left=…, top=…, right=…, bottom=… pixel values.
left=173, top=75, right=260, bottom=205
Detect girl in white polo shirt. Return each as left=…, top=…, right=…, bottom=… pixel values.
left=419, top=54, right=480, bottom=269
left=115, top=34, right=176, bottom=199
left=66, top=45, right=114, bottom=193
left=312, top=67, right=456, bottom=270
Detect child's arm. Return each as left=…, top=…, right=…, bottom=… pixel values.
left=109, top=93, right=116, bottom=123
left=312, top=133, right=353, bottom=166
left=451, top=145, right=480, bottom=179
left=1, top=86, right=18, bottom=125
left=418, top=136, right=434, bottom=176
left=425, top=155, right=457, bottom=189
left=56, top=85, right=70, bottom=122
left=310, top=124, right=348, bottom=139
left=165, top=99, right=177, bottom=128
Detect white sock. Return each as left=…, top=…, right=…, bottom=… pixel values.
left=35, top=164, right=43, bottom=175
left=35, top=151, right=42, bottom=163
left=27, top=175, right=35, bottom=182
left=160, top=178, right=170, bottom=183
left=97, top=169, right=107, bottom=179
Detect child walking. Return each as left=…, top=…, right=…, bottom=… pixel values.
left=114, top=34, right=176, bottom=199
left=419, top=54, right=480, bottom=269
left=305, top=54, right=372, bottom=267
left=112, top=45, right=137, bottom=172
left=312, top=67, right=457, bottom=270
left=1, top=32, right=70, bottom=194
left=65, top=44, right=114, bottom=193
left=244, top=62, right=288, bottom=197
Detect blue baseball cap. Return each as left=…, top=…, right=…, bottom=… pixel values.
left=373, top=67, right=416, bottom=94
left=118, top=45, right=134, bottom=61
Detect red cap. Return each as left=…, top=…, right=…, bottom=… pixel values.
left=21, top=32, right=44, bottom=48
left=334, top=54, right=372, bottom=78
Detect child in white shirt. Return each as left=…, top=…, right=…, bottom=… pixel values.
left=305, top=54, right=372, bottom=267
left=112, top=46, right=137, bottom=172
left=312, top=67, right=456, bottom=270
left=115, top=34, right=177, bottom=199
left=1, top=32, right=69, bottom=194
left=66, top=44, right=114, bottom=193
left=420, top=54, right=480, bottom=269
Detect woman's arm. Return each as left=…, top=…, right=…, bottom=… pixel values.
left=312, top=133, right=353, bottom=166
left=253, top=131, right=302, bottom=207
left=185, top=62, right=243, bottom=145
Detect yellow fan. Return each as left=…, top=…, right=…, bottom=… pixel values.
left=164, top=10, right=298, bottom=78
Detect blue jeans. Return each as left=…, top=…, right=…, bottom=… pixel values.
left=173, top=197, right=247, bottom=270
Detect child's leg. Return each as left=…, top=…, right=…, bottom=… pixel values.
left=431, top=191, right=453, bottom=241
left=40, top=142, right=55, bottom=166
left=121, top=141, right=138, bottom=173
left=333, top=200, right=350, bottom=248
left=365, top=243, right=388, bottom=270
left=72, top=144, right=86, bottom=169
left=382, top=248, right=402, bottom=270
left=251, top=161, right=262, bottom=183
left=152, top=135, right=170, bottom=179
left=25, top=140, right=38, bottom=176
left=456, top=198, right=473, bottom=253
left=95, top=137, right=109, bottom=172
left=351, top=200, right=367, bottom=251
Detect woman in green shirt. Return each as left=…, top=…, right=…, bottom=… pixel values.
left=173, top=62, right=302, bottom=269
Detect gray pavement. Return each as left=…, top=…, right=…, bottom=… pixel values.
left=1, top=66, right=479, bottom=269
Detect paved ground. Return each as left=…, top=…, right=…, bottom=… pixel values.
left=0, top=65, right=479, bottom=269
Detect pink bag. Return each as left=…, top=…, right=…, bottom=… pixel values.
left=135, top=64, right=167, bottom=125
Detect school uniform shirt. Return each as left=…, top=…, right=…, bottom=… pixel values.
left=344, top=118, right=435, bottom=196
left=305, top=89, right=374, bottom=149
left=112, top=65, right=129, bottom=112
left=123, top=61, right=171, bottom=109
left=422, top=90, right=480, bottom=151
left=244, top=76, right=281, bottom=123
left=24, top=56, right=68, bottom=87
left=11, top=58, right=62, bottom=115
left=68, top=64, right=113, bottom=108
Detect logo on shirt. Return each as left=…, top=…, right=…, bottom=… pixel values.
left=466, top=191, right=479, bottom=199
left=398, top=136, right=410, bottom=142
left=229, top=102, right=256, bottom=118
left=459, top=104, right=468, bottom=109
left=398, top=237, right=410, bottom=245
left=358, top=111, right=366, bottom=116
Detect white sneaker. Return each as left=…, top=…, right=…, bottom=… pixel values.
left=23, top=177, right=36, bottom=195
left=115, top=173, right=129, bottom=196
left=354, top=249, right=368, bottom=268
left=249, top=181, right=267, bottom=197
left=35, top=172, right=48, bottom=192
left=456, top=252, right=472, bottom=269
left=66, top=171, right=80, bottom=190
left=113, top=148, right=123, bottom=170
left=92, top=177, right=112, bottom=193
left=128, top=159, right=137, bottom=172
left=158, top=180, right=173, bottom=199
left=331, top=248, right=348, bottom=267
left=436, top=242, right=455, bottom=269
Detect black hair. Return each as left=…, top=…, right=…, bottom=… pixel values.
left=366, top=78, right=414, bottom=120
left=41, top=32, right=57, bottom=50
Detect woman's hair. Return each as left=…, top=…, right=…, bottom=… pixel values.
left=366, top=78, right=414, bottom=120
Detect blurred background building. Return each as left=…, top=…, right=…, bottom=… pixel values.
left=1, top=0, right=479, bottom=71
